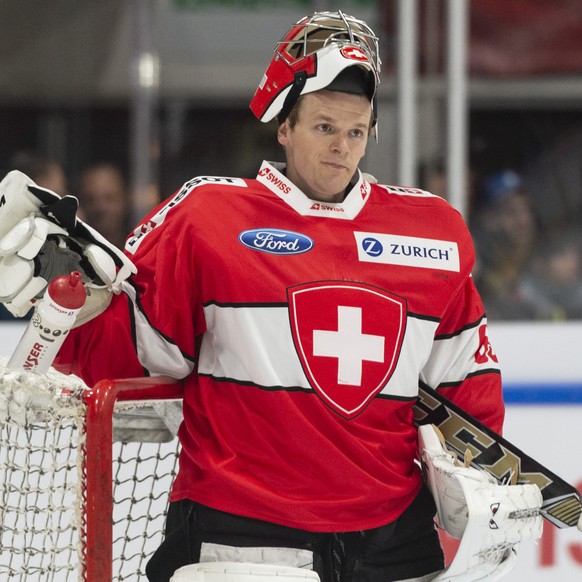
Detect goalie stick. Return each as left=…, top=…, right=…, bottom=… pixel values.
left=414, top=383, right=582, bottom=530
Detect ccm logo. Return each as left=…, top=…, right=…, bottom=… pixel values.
left=239, top=229, right=314, bottom=255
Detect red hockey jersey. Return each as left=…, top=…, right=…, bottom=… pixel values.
left=56, top=161, right=504, bottom=532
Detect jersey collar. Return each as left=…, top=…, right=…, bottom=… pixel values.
left=256, top=161, right=371, bottom=220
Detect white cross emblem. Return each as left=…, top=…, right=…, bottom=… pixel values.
left=313, top=306, right=385, bottom=386
left=340, top=46, right=368, bottom=62
left=288, top=281, right=407, bottom=418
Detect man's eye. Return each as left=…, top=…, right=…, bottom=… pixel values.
left=350, top=129, right=364, bottom=138
left=317, top=123, right=332, bottom=132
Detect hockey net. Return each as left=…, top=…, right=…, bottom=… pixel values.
left=0, top=358, right=183, bottom=581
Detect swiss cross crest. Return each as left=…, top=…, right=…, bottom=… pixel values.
left=288, top=281, right=407, bottom=419
left=340, top=46, right=369, bottom=62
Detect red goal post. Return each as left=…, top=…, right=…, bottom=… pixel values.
left=0, top=365, right=183, bottom=581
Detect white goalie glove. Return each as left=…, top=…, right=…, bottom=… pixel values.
left=0, top=170, right=136, bottom=323
left=419, top=424, right=543, bottom=582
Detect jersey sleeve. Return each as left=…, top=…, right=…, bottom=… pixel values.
left=54, top=181, right=206, bottom=387
left=419, top=275, right=504, bottom=434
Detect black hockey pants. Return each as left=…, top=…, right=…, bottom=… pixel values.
left=145, top=484, right=444, bottom=582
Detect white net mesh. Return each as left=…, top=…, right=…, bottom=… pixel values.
left=0, top=358, right=181, bottom=581
left=0, top=418, right=84, bottom=579
left=112, top=440, right=179, bottom=580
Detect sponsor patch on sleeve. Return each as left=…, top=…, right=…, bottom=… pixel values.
left=354, top=232, right=460, bottom=272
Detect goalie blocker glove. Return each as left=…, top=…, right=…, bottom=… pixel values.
left=0, top=170, right=136, bottom=322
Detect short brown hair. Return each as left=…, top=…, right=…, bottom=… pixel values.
left=285, top=93, right=374, bottom=133
left=286, top=95, right=305, bottom=129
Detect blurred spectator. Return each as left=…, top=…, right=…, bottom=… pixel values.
left=471, top=170, right=538, bottom=320
left=10, top=150, right=68, bottom=195
left=418, top=158, right=448, bottom=199
left=516, top=228, right=582, bottom=320
left=76, top=163, right=129, bottom=249
left=418, top=157, right=478, bottom=213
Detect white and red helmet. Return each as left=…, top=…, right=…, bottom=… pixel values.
left=250, top=11, right=381, bottom=127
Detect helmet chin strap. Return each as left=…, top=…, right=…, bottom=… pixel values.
left=277, top=71, right=307, bottom=125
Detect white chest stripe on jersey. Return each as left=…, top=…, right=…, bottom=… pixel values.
left=198, top=303, right=439, bottom=401
left=354, top=231, right=460, bottom=272
left=421, top=318, right=500, bottom=388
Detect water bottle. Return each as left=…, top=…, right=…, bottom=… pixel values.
left=8, top=271, right=87, bottom=373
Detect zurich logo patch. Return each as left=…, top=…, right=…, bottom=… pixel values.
left=361, top=237, right=384, bottom=257
left=239, top=228, right=314, bottom=255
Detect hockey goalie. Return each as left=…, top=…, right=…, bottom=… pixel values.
left=0, top=8, right=562, bottom=582
left=0, top=161, right=553, bottom=582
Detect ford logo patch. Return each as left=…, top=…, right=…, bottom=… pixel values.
left=239, top=228, right=314, bottom=255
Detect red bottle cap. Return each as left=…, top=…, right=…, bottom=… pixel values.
left=47, top=271, right=87, bottom=309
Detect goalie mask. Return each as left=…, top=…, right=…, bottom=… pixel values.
left=250, top=11, right=381, bottom=129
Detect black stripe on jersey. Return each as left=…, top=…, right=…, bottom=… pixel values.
left=204, top=303, right=444, bottom=322
left=199, top=372, right=313, bottom=393
left=203, top=302, right=443, bottom=325
left=407, top=311, right=441, bottom=323
left=433, top=314, right=486, bottom=340
left=203, top=300, right=289, bottom=309
left=373, top=392, right=417, bottom=403
left=199, top=373, right=418, bottom=402
left=428, top=367, right=502, bottom=389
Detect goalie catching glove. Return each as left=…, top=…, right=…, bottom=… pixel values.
left=0, top=170, right=136, bottom=322
left=419, top=424, right=543, bottom=581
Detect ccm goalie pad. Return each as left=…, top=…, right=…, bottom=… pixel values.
left=419, top=424, right=542, bottom=582
left=0, top=170, right=135, bottom=320
left=170, top=563, right=320, bottom=582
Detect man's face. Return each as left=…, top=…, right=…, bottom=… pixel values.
left=277, top=90, right=372, bottom=203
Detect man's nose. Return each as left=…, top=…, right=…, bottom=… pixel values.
left=330, top=133, right=349, bottom=154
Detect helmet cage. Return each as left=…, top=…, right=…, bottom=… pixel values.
left=276, top=12, right=380, bottom=73
left=250, top=11, right=381, bottom=126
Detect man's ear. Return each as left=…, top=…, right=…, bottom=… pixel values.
left=277, top=121, right=289, bottom=146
